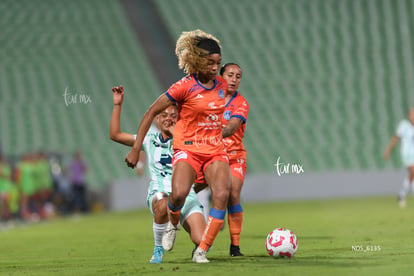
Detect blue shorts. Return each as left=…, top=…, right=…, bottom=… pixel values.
left=147, top=188, right=204, bottom=224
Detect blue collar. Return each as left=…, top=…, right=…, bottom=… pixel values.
left=158, top=133, right=172, bottom=143
left=193, top=74, right=217, bottom=90
left=225, top=91, right=238, bottom=107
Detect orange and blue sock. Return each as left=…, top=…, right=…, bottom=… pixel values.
left=198, top=208, right=226, bottom=251
left=228, top=203, right=243, bottom=246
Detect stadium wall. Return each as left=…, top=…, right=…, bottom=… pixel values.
left=108, top=170, right=405, bottom=211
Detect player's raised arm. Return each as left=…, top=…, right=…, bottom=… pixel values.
left=110, top=86, right=136, bottom=146
left=125, top=94, right=173, bottom=168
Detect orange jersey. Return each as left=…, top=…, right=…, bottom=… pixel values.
left=166, top=74, right=227, bottom=154
left=222, top=91, right=249, bottom=161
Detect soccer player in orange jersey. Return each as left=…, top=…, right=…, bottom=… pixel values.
left=220, top=63, right=249, bottom=256
left=124, top=30, right=230, bottom=263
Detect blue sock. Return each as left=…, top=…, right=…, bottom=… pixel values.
left=209, top=207, right=226, bottom=220
left=228, top=203, right=243, bottom=214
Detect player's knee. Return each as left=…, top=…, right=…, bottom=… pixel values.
left=169, top=193, right=186, bottom=208
left=213, top=187, right=230, bottom=204
left=229, top=190, right=240, bottom=204
left=155, top=198, right=168, bottom=213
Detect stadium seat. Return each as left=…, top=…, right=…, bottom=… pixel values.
left=153, top=0, right=414, bottom=173
left=0, top=0, right=163, bottom=188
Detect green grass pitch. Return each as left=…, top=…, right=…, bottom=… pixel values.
left=1, top=196, right=414, bottom=275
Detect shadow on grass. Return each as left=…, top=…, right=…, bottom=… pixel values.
left=165, top=253, right=381, bottom=269
left=298, top=235, right=334, bottom=240
left=245, top=234, right=334, bottom=240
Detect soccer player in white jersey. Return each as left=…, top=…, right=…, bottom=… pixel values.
left=384, top=107, right=414, bottom=208
left=110, top=86, right=206, bottom=263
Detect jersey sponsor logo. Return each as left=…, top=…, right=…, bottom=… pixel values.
left=196, top=113, right=221, bottom=130
left=206, top=113, right=219, bottom=121
left=198, top=113, right=221, bottom=129
left=218, top=89, right=225, bottom=99
left=195, top=94, right=204, bottom=99
left=223, top=110, right=231, bottom=121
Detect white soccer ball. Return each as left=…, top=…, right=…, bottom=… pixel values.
left=265, top=228, right=298, bottom=258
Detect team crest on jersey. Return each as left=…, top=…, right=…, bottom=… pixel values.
left=223, top=110, right=231, bottom=120
left=218, top=89, right=224, bottom=99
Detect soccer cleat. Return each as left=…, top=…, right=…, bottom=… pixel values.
left=149, top=246, right=164, bottom=264
left=162, top=221, right=179, bottom=251
left=398, top=195, right=407, bottom=208
left=230, top=244, right=244, bottom=257
left=192, top=247, right=209, bottom=263
left=191, top=245, right=198, bottom=259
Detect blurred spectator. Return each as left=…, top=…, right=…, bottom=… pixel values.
left=35, top=152, right=54, bottom=218
left=50, top=154, right=72, bottom=215
left=16, top=153, right=37, bottom=220
left=0, top=153, right=13, bottom=220
left=0, top=149, right=98, bottom=223
left=68, top=150, right=89, bottom=213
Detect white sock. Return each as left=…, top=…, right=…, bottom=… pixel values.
left=197, top=188, right=211, bottom=221
left=153, top=222, right=168, bottom=247
left=399, top=178, right=410, bottom=199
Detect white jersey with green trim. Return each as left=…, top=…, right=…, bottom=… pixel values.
left=140, top=132, right=173, bottom=193
left=396, top=119, right=414, bottom=157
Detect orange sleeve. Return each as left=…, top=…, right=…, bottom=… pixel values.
left=165, top=76, right=191, bottom=103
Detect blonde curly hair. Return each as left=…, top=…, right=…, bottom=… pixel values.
left=175, top=29, right=221, bottom=75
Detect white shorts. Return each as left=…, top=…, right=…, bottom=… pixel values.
left=147, top=189, right=204, bottom=224
left=402, top=153, right=414, bottom=167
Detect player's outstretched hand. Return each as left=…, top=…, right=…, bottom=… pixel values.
left=112, top=85, right=124, bottom=105
left=125, top=149, right=139, bottom=168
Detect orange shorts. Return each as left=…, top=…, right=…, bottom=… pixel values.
left=172, top=150, right=229, bottom=184
left=229, top=158, right=247, bottom=182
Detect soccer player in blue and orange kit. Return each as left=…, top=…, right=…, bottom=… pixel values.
left=220, top=63, right=250, bottom=256
left=125, top=29, right=230, bottom=263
